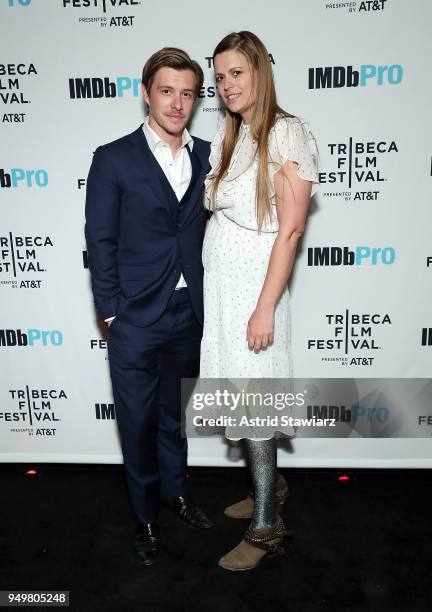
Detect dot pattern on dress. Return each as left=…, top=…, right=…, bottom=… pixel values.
left=200, top=115, right=319, bottom=438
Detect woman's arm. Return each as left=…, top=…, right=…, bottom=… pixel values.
left=246, top=161, right=312, bottom=351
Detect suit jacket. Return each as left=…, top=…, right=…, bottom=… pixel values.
left=84, top=124, right=210, bottom=327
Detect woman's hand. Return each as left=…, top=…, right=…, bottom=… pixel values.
left=247, top=305, right=275, bottom=352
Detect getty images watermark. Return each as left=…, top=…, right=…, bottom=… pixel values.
left=191, top=387, right=334, bottom=429
left=181, top=378, right=432, bottom=438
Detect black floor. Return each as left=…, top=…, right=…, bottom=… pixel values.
left=1, top=465, right=431, bottom=612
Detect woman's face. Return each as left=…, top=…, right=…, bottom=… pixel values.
left=214, top=49, right=256, bottom=122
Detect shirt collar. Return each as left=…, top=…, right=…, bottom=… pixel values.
left=143, top=116, right=194, bottom=153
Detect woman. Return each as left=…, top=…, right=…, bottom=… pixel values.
left=200, top=31, right=319, bottom=571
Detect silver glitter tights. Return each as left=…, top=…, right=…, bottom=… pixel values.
left=244, top=438, right=277, bottom=529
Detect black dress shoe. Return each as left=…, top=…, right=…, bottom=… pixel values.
left=133, top=521, right=160, bottom=565
left=163, top=495, right=212, bottom=529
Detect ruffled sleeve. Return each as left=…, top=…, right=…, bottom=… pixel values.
left=270, top=116, right=319, bottom=197
left=204, top=125, right=225, bottom=209
left=209, top=125, right=224, bottom=172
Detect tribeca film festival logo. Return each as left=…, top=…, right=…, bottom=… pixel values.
left=324, top=0, right=388, bottom=15
left=1, top=386, right=67, bottom=438
left=0, top=328, right=63, bottom=347
left=0, top=234, right=53, bottom=290
left=62, top=0, right=140, bottom=28
left=199, top=58, right=222, bottom=114
left=307, top=245, right=396, bottom=267
left=90, top=337, right=108, bottom=359
left=307, top=311, right=391, bottom=367
left=0, top=62, right=37, bottom=124
left=319, top=138, right=398, bottom=203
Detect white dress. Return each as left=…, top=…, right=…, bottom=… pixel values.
left=200, top=115, right=319, bottom=438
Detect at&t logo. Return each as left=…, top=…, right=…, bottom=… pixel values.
left=358, top=1, right=387, bottom=10
left=325, top=0, right=388, bottom=14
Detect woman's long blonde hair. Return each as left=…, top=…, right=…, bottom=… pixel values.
left=209, top=31, right=295, bottom=231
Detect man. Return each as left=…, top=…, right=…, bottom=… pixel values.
left=85, top=48, right=212, bottom=566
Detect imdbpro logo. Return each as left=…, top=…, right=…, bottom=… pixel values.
left=95, top=403, right=116, bottom=420
left=69, top=76, right=141, bottom=99
left=6, top=0, right=31, bottom=5
left=308, top=64, right=403, bottom=89
left=421, top=329, right=432, bottom=347
left=0, top=329, right=63, bottom=347
left=307, top=246, right=396, bottom=266
left=0, top=168, right=48, bottom=188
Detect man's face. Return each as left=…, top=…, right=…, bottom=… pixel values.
left=142, top=67, right=196, bottom=138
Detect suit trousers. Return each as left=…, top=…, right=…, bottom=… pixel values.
left=107, top=288, right=202, bottom=523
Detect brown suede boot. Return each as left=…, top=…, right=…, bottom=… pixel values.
left=224, top=472, right=289, bottom=519
left=218, top=516, right=290, bottom=571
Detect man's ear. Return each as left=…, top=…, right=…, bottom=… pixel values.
left=142, top=84, right=150, bottom=106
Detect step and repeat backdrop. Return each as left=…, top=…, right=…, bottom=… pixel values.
left=1, top=0, right=431, bottom=466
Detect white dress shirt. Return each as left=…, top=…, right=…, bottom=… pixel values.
left=142, top=117, right=192, bottom=291
left=105, top=118, right=192, bottom=323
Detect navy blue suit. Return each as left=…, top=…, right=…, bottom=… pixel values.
left=85, top=125, right=210, bottom=522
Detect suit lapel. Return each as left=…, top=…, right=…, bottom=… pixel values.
left=129, top=126, right=178, bottom=219
left=180, top=139, right=209, bottom=218
left=179, top=144, right=200, bottom=206
left=129, top=126, right=209, bottom=220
